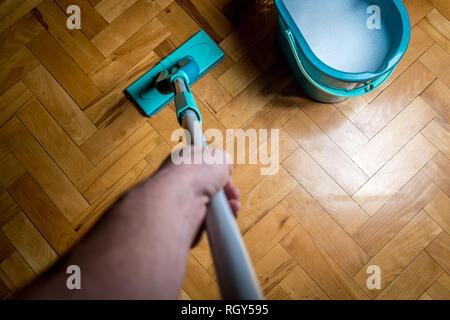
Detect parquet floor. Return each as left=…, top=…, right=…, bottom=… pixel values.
left=0, top=0, right=449, bottom=300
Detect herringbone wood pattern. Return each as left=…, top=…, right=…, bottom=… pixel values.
left=0, top=0, right=449, bottom=300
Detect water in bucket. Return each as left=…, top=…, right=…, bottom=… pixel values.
left=283, top=0, right=391, bottom=73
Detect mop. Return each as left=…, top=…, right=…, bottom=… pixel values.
left=126, top=31, right=263, bottom=300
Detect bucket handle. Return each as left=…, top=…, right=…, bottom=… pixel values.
left=284, top=29, right=394, bottom=98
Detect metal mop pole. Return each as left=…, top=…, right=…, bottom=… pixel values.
left=174, top=78, right=263, bottom=300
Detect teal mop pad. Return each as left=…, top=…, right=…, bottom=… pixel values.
left=125, top=30, right=224, bottom=117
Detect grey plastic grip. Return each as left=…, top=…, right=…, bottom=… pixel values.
left=182, top=110, right=263, bottom=300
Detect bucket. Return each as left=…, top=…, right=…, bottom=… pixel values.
left=274, top=0, right=410, bottom=102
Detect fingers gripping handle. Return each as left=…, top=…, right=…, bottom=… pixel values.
left=176, top=79, right=262, bottom=299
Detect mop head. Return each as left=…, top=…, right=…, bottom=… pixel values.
left=125, top=31, right=224, bottom=117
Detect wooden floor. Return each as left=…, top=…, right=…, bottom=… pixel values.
left=0, top=0, right=449, bottom=300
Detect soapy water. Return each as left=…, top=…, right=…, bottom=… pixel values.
left=284, top=0, right=391, bottom=73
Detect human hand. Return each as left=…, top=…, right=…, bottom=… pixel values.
left=150, top=146, right=240, bottom=247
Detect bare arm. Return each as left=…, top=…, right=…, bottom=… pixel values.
left=18, top=147, right=239, bottom=299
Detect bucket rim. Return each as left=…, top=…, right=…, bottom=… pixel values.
left=274, top=0, right=411, bottom=82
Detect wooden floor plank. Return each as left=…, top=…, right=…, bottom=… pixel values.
left=353, top=61, right=436, bottom=139
left=0, top=46, right=39, bottom=96
left=77, top=123, right=162, bottom=203
left=147, top=104, right=180, bottom=147
left=216, top=63, right=293, bottom=129
left=218, top=35, right=276, bottom=97
left=89, top=17, right=170, bottom=91
left=237, top=166, right=297, bottom=234
left=426, top=231, right=450, bottom=273
left=286, top=84, right=369, bottom=158
left=81, top=104, right=148, bottom=164
left=2, top=212, right=58, bottom=275
left=231, top=128, right=298, bottom=197
left=0, top=0, right=25, bottom=22
left=0, top=279, right=9, bottom=298
left=8, top=174, right=79, bottom=256
left=231, top=94, right=299, bottom=165
left=83, top=50, right=160, bottom=125
left=353, top=211, right=442, bottom=298
left=0, top=11, right=43, bottom=59
left=422, top=116, right=450, bottom=158
left=17, top=97, right=93, bottom=183
left=192, top=73, right=233, bottom=113
left=253, top=244, right=296, bottom=295
left=0, top=264, right=16, bottom=294
left=420, top=80, right=450, bottom=122
left=424, top=191, right=450, bottom=233
left=334, top=96, right=368, bottom=121
left=190, top=236, right=213, bottom=271
left=418, top=9, right=450, bottom=53
left=279, top=265, right=329, bottom=300
left=283, top=147, right=369, bottom=233
left=91, top=0, right=163, bottom=57
left=282, top=185, right=369, bottom=276
left=353, top=134, right=438, bottom=215
left=265, top=285, right=291, bottom=300
left=427, top=273, right=450, bottom=299
left=22, top=65, right=97, bottom=145
left=157, top=1, right=200, bottom=43
left=281, top=224, right=368, bottom=300
left=13, top=136, right=89, bottom=223
left=32, top=0, right=104, bottom=73
left=243, top=203, right=297, bottom=263
left=0, top=191, right=20, bottom=228
left=175, top=0, right=234, bottom=43
left=353, top=171, right=439, bottom=257
left=423, top=152, right=450, bottom=196
left=75, top=159, right=154, bottom=235
left=183, top=254, right=220, bottom=300
left=0, top=231, right=15, bottom=262
left=219, top=12, right=275, bottom=62
left=179, top=289, right=191, bottom=300
left=145, top=141, right=171, bottom=170
left=27, top=31, right=101, bottom=108
left=210, top=51, right=234, bottom=80
left=0, top=154, right=25, bottom=192
left=284, top=109, right=368, bottom=195
left=377, top=251, right=443, bottom=300
left=95, top=0, right=139, bottom=23
left=428, top=0, right=450, bottom=19
left=286, top=86, right=368, bottom=159
left=0, top=81, right=32, bottom=128
left=353, top=96, right=436, bottom=176
left=420, top=43, right=450, bottom=88
left=0, top=0, right=41, bottom=34
left=403, top=0, right=434, bottom=26
left=0, top=251, right=36, bottom=291
left=54, top=0, right=108, bottom=39
left=0, top=116, right=29, bottom=160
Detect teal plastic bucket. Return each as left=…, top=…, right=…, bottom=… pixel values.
left=274, top=0, right=410, bottom=102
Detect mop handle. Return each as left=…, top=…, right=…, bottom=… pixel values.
left=174, top=80, right=263, bottom=300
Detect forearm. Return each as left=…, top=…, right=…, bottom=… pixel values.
left=19, top=168, right=199, bottom=299
left=17, top=147, right=235, bottom=300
